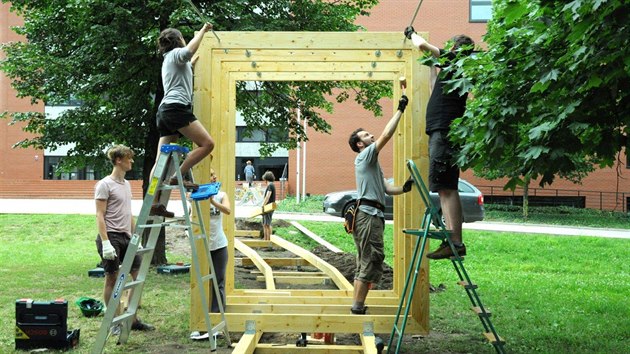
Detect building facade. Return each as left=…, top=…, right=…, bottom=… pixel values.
left=1, top=1, right=628, bottom=210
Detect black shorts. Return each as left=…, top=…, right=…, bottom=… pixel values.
left=95, top=232, right=142, bottom=274
left=156, top=103, right=197, bottom=137
left=428, top=130, right=459, bottom=192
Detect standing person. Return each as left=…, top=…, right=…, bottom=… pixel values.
left=404, top=27, right=474, bottom=260
left=261, top=171, right=276, bottom=241
left=150, top=23, right=216, bottom=217
left=208, top=169, right=231, bottom=313
left=95, top=145, right=154, bottom=331
left=347, top=95, right=412, bottom=314
left=244, top=160, right=255, bottom=186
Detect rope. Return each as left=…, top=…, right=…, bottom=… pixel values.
left=402, top=0, right=425, bottom=46
left=183, top=0, right=221, bottom=42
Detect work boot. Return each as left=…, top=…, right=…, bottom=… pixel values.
left=168, top=176, right=199, bottom=191
left=150, top=204, right=174, bottom=218
left=426, top=241, right=466, bottom=260
left=350, top=306, right=368, bottom=315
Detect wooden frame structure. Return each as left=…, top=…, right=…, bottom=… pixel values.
left=190, top=31, right=431, bottom=350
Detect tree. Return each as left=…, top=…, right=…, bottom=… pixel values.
left=448, top=0, right=629, bottom=197
left=0, top=0, right=386, bottom=263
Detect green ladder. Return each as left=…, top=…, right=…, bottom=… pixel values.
left=386, top=159, right=505, bottom=354
left=92, top=144, right=230, bottom=353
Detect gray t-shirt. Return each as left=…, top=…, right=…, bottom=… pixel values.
left=355, top=143, right=386, bottom=217
left=161, top=47, right=194, bottom=106
left=94, top=176, right=133, bottom=236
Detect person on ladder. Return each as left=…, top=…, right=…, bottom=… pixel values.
left=150, top=23, right=216, bottom=217
left=95, top=145, right=154, bottom=331
left=404, top=26, right=475, bottom=259
left=347, top=95, right=413, bottom=315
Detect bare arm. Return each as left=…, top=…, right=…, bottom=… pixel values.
left=374, top=95, right=408, bottom=153
left=374, top=111, right=403, bottom=153
left=262, top=190, right=271, bottom=206
left=411, top=33, right=440, bottom=58
left=186, top=23, right=213, bottom=55
left=210, top=193, right=232, bottom=215
left=96, top=199, right=108, bottom=241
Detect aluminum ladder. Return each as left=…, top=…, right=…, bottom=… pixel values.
left=92, top=144, right=230, bottom=353
left=386, top=159, right=504, bottom=354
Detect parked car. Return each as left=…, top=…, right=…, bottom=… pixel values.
left=322, top=178, right=484, bottom=222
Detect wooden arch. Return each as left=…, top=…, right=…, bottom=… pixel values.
left=190, top=31, right=431, bottom=348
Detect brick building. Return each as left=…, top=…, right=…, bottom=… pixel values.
left=1, top=1, right=628, bottom=210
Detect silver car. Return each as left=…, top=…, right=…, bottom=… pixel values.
left=322, top=178, right=484, bottom=222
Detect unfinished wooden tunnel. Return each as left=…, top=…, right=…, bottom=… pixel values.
left=189, top=31, right=432, bottom=352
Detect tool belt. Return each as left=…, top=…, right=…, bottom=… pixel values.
left=358, top=198, right=385, bottom=212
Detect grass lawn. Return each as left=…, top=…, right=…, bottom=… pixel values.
left=1, top=213, right=629, bottom=353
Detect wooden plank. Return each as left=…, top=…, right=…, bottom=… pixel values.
left=250, top=270, right=326, bottom=276
left=237, top=257, right=309, bottom=267
left=228, top=71, right=401, bottom=82
left=209, top=313, right=425, bottom=334
left=232, top=331, right=259, bottom=354
left=226, top=303, right=399, bottom=315
left=254, top=343, right=363, bottom=353
left=234, top=239, right=276, bottom=290
left=257, top=275, right=332, bottom=285
left=228, top=294, right=400, bottom=306
left=216, top=49, right=410, bottom=62
left=290, top=221, right=342, bottom=253
left=235, top=230, right=260, bottom=237
left=249, top=202, right=277, bottom=217
left=203, top=31, right=422, bottom=50
left=271, top=235, right=353, bottom=291
left=230, top=289, right=398, bottom=299
left=224, top=61, right=405, bottom=73
left=240, top=239, right=275, bottom=248
left=360, top=333, right=379, bottom=354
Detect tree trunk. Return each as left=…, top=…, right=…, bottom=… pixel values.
left=522, top=175, right=530, bottom=219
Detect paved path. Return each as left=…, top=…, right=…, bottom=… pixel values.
left=1, top=198, right=628, bottom=239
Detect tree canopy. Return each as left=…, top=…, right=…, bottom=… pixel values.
left=449, top=0, right=629, bottom=190
left=1, top=0, right=386, bottom=183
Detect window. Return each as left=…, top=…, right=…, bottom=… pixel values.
left=470, top=0, right=492, bottom=22
left=236, top=127, right=288, bottom=143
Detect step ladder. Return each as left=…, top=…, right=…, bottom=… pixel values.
left=92, top=144, right=230, bottom=354
left=387, top=159, right=504, bottom=354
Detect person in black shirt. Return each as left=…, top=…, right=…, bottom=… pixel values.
left=405, top=27, right=474, bottom=259
left=261, top=171, right=276, bottom=241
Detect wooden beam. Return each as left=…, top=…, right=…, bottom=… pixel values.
left=250, top=270, right=326, bottom=276
left=361, top=333, right=379, bottom=354
left=209, top=313, right=424, bottom=334
left=290, top=221, right=342, bottom=253
left=249, top=202, right=277, bottom=217
left=271, top=235, right=353, bottom=291
left=237, top=257, right=309, bottom=267
left=227, top=303, right=399, bottom=315
left=257, top=275, right=332, bottom=285
left=202, top=31, right=418, bottom=50
left=240, top=239, right=276, bottom=248
left=234, top=239, right=276, bottom=290
left=232, top=331, right=260, bottom=354
left=254, top=343, right=363, bottom=353
left=235, top=229, right=260, bottom=238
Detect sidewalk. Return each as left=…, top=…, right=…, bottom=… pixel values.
left=1, top=198, right=629, bottom=239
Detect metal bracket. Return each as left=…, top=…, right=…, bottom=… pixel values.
left=363, top=322, right=374, bottom=336
left=245, top=320, right=256, bottom=334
